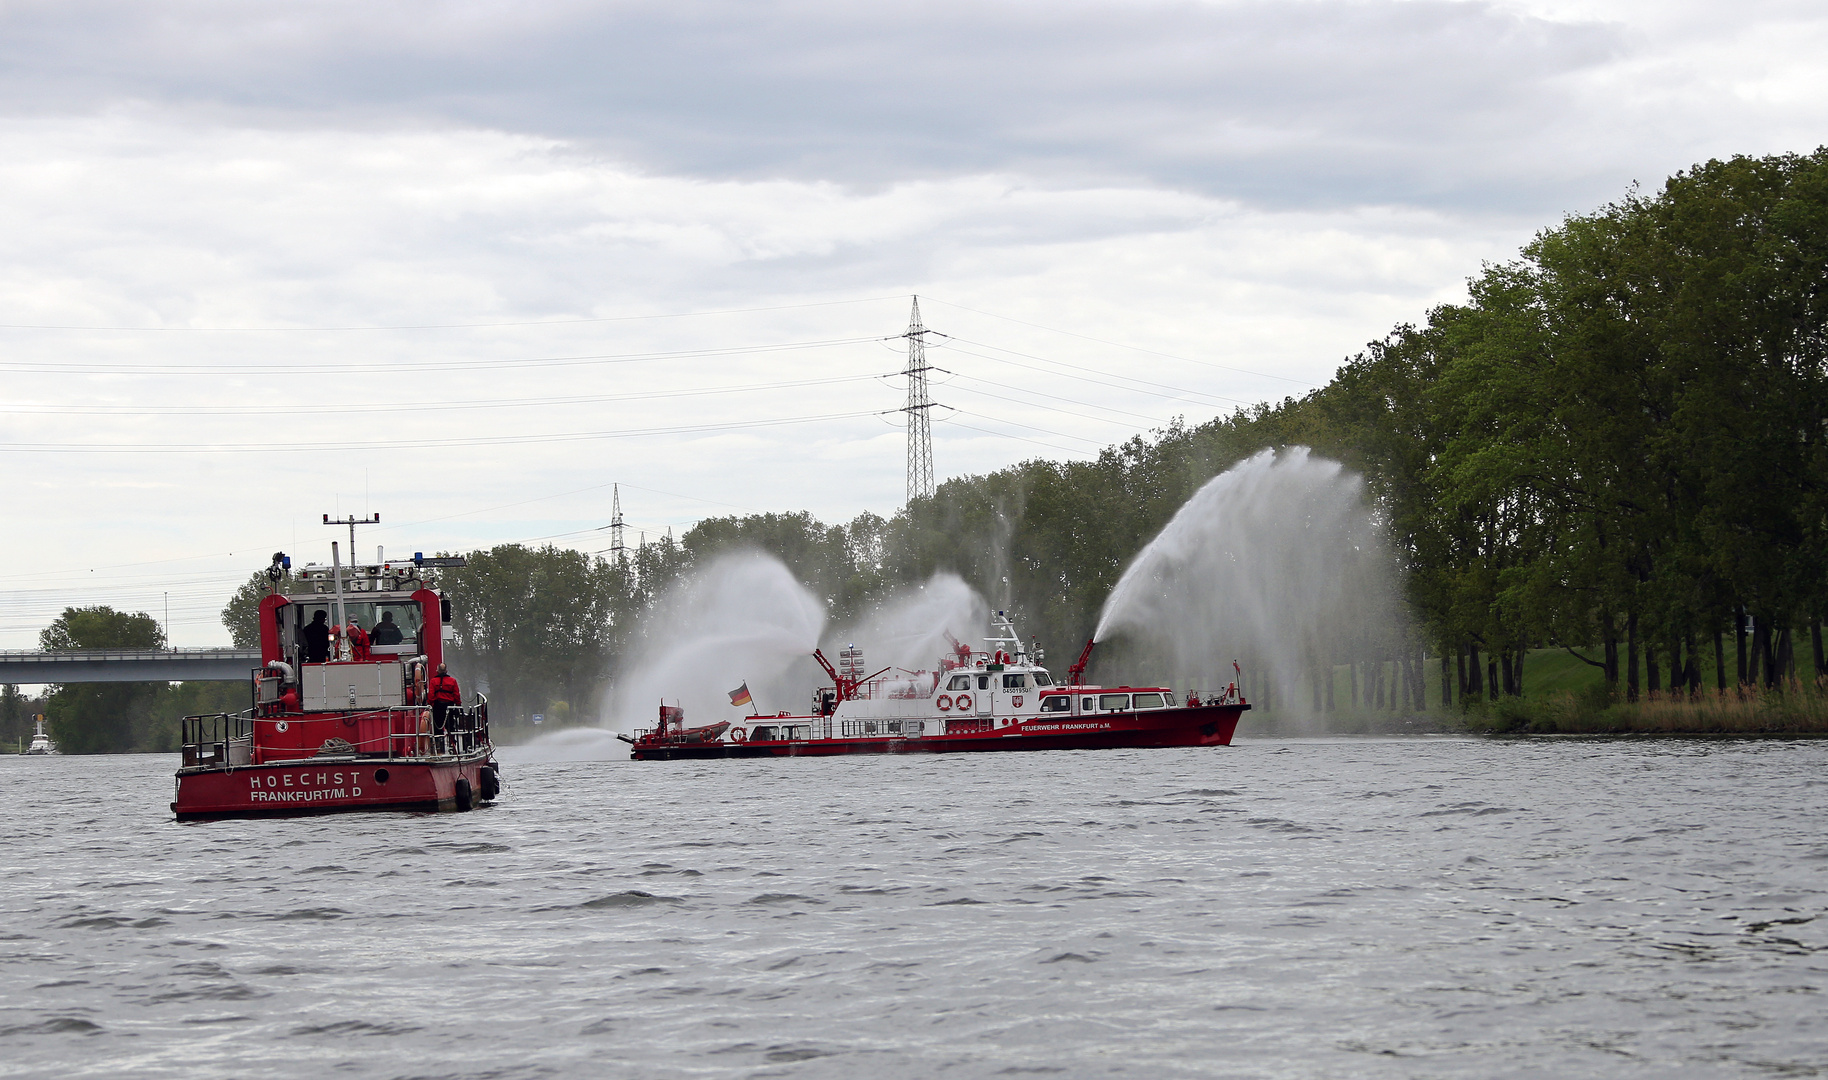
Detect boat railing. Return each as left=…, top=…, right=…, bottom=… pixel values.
left=181, top=711, right=255, bottom=768
left=181, top=701, right=492, bottom=767
left=839, top=718, right=927, bottom=738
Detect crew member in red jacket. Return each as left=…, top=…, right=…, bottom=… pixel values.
left=429, top=663, right=461, bottom=736
left=345, top=619, right=372, bottom=662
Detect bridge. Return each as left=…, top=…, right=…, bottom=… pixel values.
left=0, top=649, right=262, bottom=684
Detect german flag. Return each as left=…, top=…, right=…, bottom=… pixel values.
left=728, top=683, right=753, bottom=707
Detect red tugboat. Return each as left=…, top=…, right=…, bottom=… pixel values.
left=173, top=541, right=500, bottom=820
left=624, top=612, right=1248, bottom=760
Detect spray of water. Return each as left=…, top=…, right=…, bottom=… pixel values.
left=508, top=726, right=628, bottom=763
left=605, top=551, right=827, bottom=732
left=830, top=572, right=988, bottom=676
left=1093, top=447, right=1398, bottom=711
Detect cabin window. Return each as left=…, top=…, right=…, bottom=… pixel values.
left=978, top=675, right=990, bottom=690
left=291, top=600, right=423, bottom=652
left=1033, top=672, right=1054, bottom=686
left=1082, top=696, right=1096, bottom=711
left=948, top=675, right=971, bottom=691
left=1002, top=673, right=1027, bottom=690
left=1039, top=696, right=1070, bottom=713
left=1131, top=693, right=1167, bottom=709
left=1099, top=694, right=1131, bottom=711
left=751, top=726, right=777, bottom=741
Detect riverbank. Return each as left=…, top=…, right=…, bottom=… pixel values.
left=1461, top=682, right=1828, bottom=736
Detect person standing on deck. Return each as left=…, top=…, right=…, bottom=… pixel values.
left=371, top=611, right=404, bottom=646
left=302, top=610, right=332, bottom=663
left=346, top=619, right=372, bottom=662
left=429, top=664, right=461, bottom=735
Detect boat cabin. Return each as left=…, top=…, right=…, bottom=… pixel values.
left=181, top=551, right=482, bottom=771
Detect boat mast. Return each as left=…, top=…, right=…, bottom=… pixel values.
left=323, top=513, right=380, bottom=653
left=330, top=542, right=349, bottom=648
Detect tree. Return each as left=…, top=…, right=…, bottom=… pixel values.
left=442, top=544, right=625, bottom=723
left=40, top=606, right=168, bottom=754
left=221, top=571, right=275, bottom=649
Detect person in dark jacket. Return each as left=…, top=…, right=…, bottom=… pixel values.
left=371, top=611, right=404, bottom=646
left=302, top=610, right=332, bottom=663
left=429, top=664, right=461, bottom=735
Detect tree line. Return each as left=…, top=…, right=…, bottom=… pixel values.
left=26, top=150, right=1825, bottom=750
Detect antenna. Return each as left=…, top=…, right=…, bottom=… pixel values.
left=902, top=296, right=936, bottom=504
left=609, top=484, right=627, bottom=565
left=323, top=512, right=380, bottom=557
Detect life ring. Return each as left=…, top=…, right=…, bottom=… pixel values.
left=955, top=693, right=973, bottom=712
left=730, top=727, right=747, bottom=743
left=936, top=694, right=952, bottom=711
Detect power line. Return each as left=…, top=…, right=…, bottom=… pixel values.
left=941, top=337, right=1254, bottom=409
left=944, top=408, right=1107, bottom=447
left=0, top=409, right=885, bottom=454
left=0, top=335, right=880, bottom=376
left=0, top=371, right=893, bottom=417
left=931, top=366, right=1168, bottom=427
left=0, top=295, right=907, bottom=333
left=920, top=294, right=1314, bottom=386
left=934, top=415, right=1094, bottom=457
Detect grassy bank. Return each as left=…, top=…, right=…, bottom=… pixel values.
left=1241, top=645, right=1828, bottom=736
left=1465, top=681, right=1828, bottom=736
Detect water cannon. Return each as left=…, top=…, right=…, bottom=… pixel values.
left=266, top=551, right=290, bottom=586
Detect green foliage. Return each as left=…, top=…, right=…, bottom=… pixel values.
left=40, top=605, right=169, bottom=754
left=171, top=148, right=1828, bottom=739
left=442, top=542, right=654, bottom=725
left=220, top=571, right=274, bottom=649
left=1, top=684, right=47, bottom=753
left=40, top=605, right=164, bottom=652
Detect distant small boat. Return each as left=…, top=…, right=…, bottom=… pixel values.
left=25, top=716, right=57, bottom=756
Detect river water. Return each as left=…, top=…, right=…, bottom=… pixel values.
left=2, top=737, right=1824, bottom=1079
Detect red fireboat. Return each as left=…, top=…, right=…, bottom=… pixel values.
left=173, top=537, right=499, bottom=820
left=624, top=612, right=1249, bottom=760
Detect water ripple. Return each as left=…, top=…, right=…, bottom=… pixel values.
left=1, top=739, right=1824, bottom=1078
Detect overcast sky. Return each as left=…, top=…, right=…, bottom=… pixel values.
left=2, top=0, right=1824, bottom=648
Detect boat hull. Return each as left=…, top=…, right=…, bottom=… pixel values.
left=172, top=753, right=496, bottom=820
left=630, top=703, right=1247, bottom=760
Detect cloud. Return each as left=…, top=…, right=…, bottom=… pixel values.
left=1, top=0, right=1825, bottom=647
left=0, top=0, right=1633, bottom=210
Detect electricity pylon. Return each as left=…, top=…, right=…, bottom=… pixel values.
left=902, top=296, right=935, bottom=504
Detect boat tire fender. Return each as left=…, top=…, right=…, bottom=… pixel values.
left=936, top=694, right=952, bottom=711
left=454, top=777, right=473, bottom=812
left=955, top=693, right=972, bottom=711
left=730, top=727, right=747, bottom=743
left=480, top=764, right=500, bottom=802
